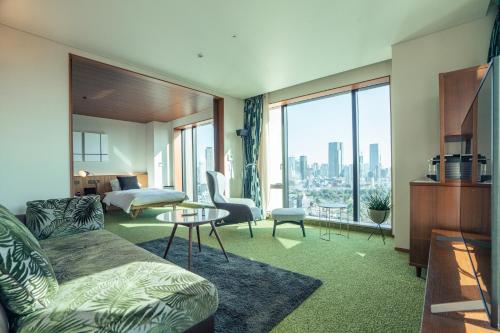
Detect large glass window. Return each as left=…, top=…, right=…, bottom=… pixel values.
left=358, top=85, right=392, bottom=223
left=280, top=82, right=392, bottom=226
left=180, top=121, right=214, bottom=203
left=285, top=93, right=354, bottom=221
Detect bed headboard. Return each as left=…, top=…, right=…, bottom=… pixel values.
left=73, top=172, right=148, bottom=196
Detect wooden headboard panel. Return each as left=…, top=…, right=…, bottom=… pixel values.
left=73, top=172, right=148, bottom=196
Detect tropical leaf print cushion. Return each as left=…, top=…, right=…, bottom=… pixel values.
left=26, top=195, right=104, bottom=240
left=0, top=205, right=58, bottom=315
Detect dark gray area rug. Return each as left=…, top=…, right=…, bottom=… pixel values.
left=137, top=237, right=322, bottom=333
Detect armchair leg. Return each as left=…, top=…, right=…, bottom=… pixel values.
left=209, top=228, right=214, bottom=237
left=272, top=220, right=277, bottom=237
left=301, top=220, right=306, bottom=237
left=248, top=220, right=254, bottom=238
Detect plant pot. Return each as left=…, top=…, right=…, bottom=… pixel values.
left=368, top=209, right=390, bottom=225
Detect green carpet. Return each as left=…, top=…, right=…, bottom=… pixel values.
left=104, top=208, right=425, bottom=333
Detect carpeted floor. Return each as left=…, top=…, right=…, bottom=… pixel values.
left=104, top=208, right=425, bottom=333
left=138, top=237, right=322, bottom=333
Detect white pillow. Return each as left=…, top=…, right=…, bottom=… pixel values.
left=110, top=179, right=121, bottom=192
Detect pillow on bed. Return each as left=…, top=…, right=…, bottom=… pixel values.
left=117, top=176, right=140, bottom=190
left=110, top=179, right=121, bottom=192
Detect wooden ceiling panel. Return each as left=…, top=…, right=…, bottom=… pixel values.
left=71, top=55, right=216, bottom=123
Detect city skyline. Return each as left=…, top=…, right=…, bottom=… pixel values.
left=287, top=85, right=391, bottom=167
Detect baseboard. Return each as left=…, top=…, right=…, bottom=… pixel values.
left=394, top=247, right=409, bottom=253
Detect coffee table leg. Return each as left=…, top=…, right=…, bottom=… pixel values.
left=210, top=221, right=229, bottom=262
left=196, top=225, right=201, bottom=252
left=188, top=226, right=193, bottom=271
left=164, top=223, right=178, bottom=258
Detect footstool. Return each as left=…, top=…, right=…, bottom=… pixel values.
left=271, top=208, right=306, bottom=237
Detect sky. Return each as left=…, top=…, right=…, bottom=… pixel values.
left=285, top=84, right=391, bottom=168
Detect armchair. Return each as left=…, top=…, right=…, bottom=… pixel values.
left=206, top=171, right=261, bottom=237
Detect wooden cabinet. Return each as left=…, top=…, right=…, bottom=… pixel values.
left=439, top=64, right=488, bottom=183
left=410, top=182, right=490, bottom=276
left=410, top=64, right=490, bottom=277
left=440, top=65, right=487, bottom=138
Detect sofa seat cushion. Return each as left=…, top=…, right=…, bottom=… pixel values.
left=26, top=195, right=104, bottom=240
left=15, top=230, right=218, bottom=333
left=0, top=205, right=58, bottom=316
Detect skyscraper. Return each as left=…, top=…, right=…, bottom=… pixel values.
left=299, top=155, right=308, bottom=180
left=288, top=156, right=297, bottom=178
left=369, top=143, right=380, bottom=179
left=328, top=142, right=343, bottom=178
left=205, top=147, right=214, bottom=171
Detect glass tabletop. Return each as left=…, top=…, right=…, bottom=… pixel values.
left=317, top=203, right=348, bottom=209
left=156, top=208, right=229, bottom=225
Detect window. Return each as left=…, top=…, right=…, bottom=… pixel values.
left=179, top=121, right=215, bottom=203
left=285, top=93, right=354, bottom=221
left=357, top=85, right=392, bottom=223
left=73, top=131, right=108, bottom=162
left=276, top=79, right=392, bottom=226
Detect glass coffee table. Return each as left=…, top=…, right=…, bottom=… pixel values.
left=156, top=208, right=230, bottom=271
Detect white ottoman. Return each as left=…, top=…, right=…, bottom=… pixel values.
left=271, top=208, right=306, bottom=237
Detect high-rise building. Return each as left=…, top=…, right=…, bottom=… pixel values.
left=328, top=142, right=343, bottom=178
left=288, top=156, right=297, bottom=178
left=320, top=163, right=329, bottom=177
left=299, top=155, right=308, bottom=180
left=369, top=143, right=380, bottom=179
left=205, top=147, right=214, bottom=171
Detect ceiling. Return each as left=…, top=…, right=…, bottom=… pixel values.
left=0, top=0, right=491, bottom=98
left=71, top=55, right=214, bottom=123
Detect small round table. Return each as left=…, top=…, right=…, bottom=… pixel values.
left=317, top=202, right=349, bottom=241
left=156, top=208, right=230, bottom=271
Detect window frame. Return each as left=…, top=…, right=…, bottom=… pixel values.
left=278, top=77, right=391, bottom=224
left=178, top=119, right=215, bottom=203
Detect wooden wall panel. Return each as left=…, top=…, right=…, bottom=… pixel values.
left=73, top=172, right=148, bottom=196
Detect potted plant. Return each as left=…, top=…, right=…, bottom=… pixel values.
left=367, top=192, right=391, bottom=225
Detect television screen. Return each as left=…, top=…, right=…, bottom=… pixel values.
left=460, top=61, right=495, bottom=326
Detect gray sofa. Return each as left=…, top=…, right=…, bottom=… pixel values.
left=0, top=196, right=218, bottom=333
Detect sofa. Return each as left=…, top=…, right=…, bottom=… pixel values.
left=0, top=196, right=218, bottom=333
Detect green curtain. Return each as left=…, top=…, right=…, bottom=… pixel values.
left=488, top=5, right=500, bottom=62
left=243, top=95, right=263, bottom=208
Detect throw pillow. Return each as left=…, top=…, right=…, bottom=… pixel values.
left=26, top=196, right=104, bottom=240
left=110, top=179, right=121, bottom=192
left=0, top=205, right=59, bottom=315
left=117, top=176, right=140, bottom=190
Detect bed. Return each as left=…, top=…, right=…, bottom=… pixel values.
left=103, top=188, right=187, bottom=218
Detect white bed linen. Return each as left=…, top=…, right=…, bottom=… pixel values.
left=102, top=188, right=187, bottom=213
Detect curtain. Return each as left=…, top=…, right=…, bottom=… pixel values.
left=488, top=5, right=500, bottom=62
left=243, top=95, right=263, bottom=209
left=258, top=94, right=270, bottom=217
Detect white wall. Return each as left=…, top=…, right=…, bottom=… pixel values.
left=0, top=24, right=70, bottom=214
left=391, top=13, right=495, bottom=249
left=268, top=60, right=392, bottom=103
left=72, top=115, right=147, bottom=175
left=0, top=24, right=244, bottom=213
